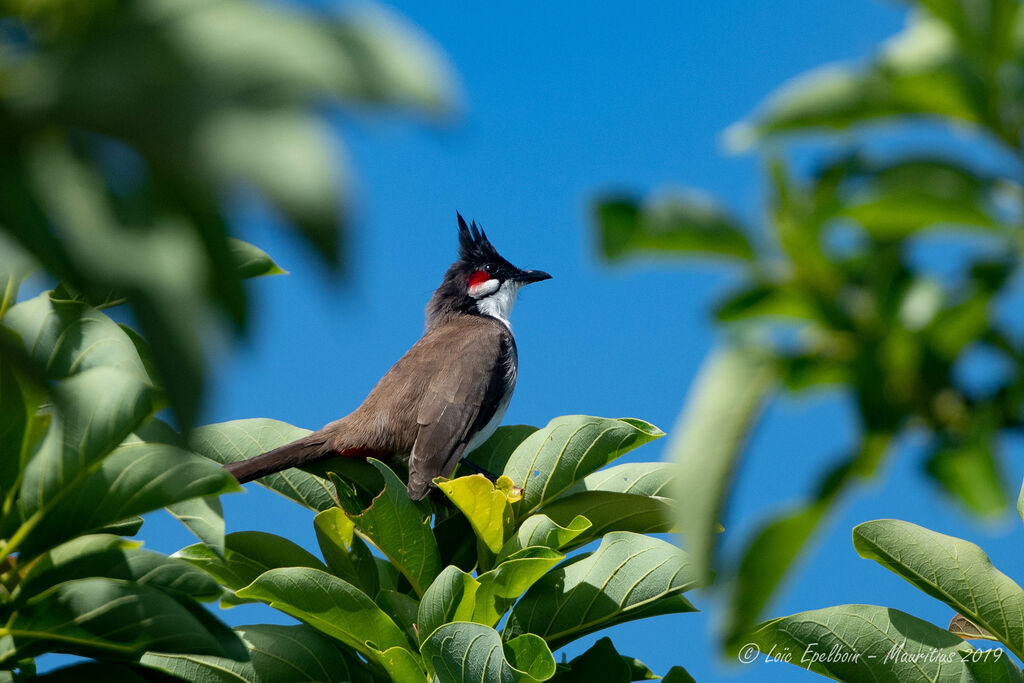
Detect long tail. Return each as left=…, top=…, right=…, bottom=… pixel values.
left=224, top=435, right=327, bottom=484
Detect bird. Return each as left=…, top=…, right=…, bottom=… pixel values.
left=224, top=214, right=551, bottom=500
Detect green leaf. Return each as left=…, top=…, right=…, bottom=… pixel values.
left=464, top=425, right=540, bottom=475
left=724, top=503, right=825, bottom=653
left=235, top=567, right=417, bottom=667
left=1017, top=478, right=1023, bottom=525
left=596, top=196, right=753, bottom=262
left=550, top=638, right=632, bottom=683
left=714, top=281, right=819, bottom=323
left=840, top=159, right=1002, bottom=238
left=853, top=519, right=1024, bottom=659
left=539, top=492, right=675, bottom=549
left=375, top=589, right=420, bottom=649
left=31, top=662, right=185, bottom=682
left=190, top=419, right=336, bottom=512
left=499, top=416, right=663, bottom=513
left=497, top=514, right=591, bottom=562
left=558, top=462, right=676, bottom=497
left=17, top=437, right=241, bottom=558
left=17, top=367, right=152, bottom=527
left=925, top=435, right=1007, bottom=517
left=503, top=532, right=698, bottom=649
left=672, top=347, right=775, bottom=585
left=143, top=623, right=374, bottom=683
left=15, top=535, right=220, bottom=604
left=726, top=15, right=990, bottom=146
left=474, top=547, right=564, bottom=627
left=436, top=474, right=522, bottom=554
left=198, top=110, right=342, bottom=261
left=421, top=623, right=555, bottom=683
left=0, top=356, right=44, bottom=498
left=2, top=578, right=246, bottom=664
left=313, top=507, right=379, bottom=598
left=660, top=666, right=697, bottom=683
left=749, top=604, right=1004, bottom=681
left=3, top=293, right=150, bottom=384
left=166, top=496, right=226, bottom=558
left=417, top=566, right=481, bottom=643
left=340, top=459, right=441, bottom=597
left=175, top=531, right=326, bottom=595
left=229, top=239, right=287, bottom=279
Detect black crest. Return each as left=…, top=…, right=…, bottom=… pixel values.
left=457, top=212, right=503, bottom=265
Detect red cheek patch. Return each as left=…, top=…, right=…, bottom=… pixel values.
left=468, top=270, right=490, bottom=287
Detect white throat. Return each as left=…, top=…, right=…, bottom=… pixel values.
left=476, top=280, right=520, bottom=331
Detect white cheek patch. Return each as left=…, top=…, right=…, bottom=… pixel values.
left=476, top=280, right=521, bottom=330
left=468, top=278, right=500, bottom=298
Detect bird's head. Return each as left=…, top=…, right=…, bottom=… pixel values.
left=426, top=213, right=551, bottom=328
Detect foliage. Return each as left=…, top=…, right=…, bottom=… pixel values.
left=0, top=0, right=453, bottom=428
left=0, top=244, right=286, bottom=677
left=594, top=0, right=1024, bottom=672
left=748, top=517, right=1024, bottom=681
left=147, top=415, right=697, bottom=682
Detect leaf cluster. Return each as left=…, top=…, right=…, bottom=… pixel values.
left=153, top=415, right=698, bottom=682
left=594, top=0, right=1024, bottom=667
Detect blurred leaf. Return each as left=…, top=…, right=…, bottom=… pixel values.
left=596, top=196, right=753, bottom=262
left=503, top=532, right=698, bottom=649
left=143, top=623, right=374, bottom=683
left=853, top=519, right=1024, bottom=659
left=727, top=15, right=991, bottom=146
left=235, top=567, right=417, bottom=667
left=198, top=109, right=342, bottom=262
left=166, top=496, right=226, bottom=558
left=499, top=416, right=663, bottom=513
left=338, top=459, right=441, bottom=597
left=925, top=434, right=1007, bottom=517
left=421, top=623, right=555, bottom=683
left=190, top=419, right=336, bottom=512
left=724, top=503, right=826, bottom=653
left=749, top=604, right=1006, bottom=681
left=2, top=578, right=246, bottom=664
left=1018, top=478, right=1024, bottom=525
left=724, top=438, right=887, bottom=652
left=436, top=474, right=522, bottom=554
left=714, top=281, right=819, bottom=323
left=841, top=159, right=1002, bottom=238
left=175, top=531, right=326, bottom=595
left=313, top=507, right=379, bottom=599
left=672, top=347, right=775, bottom=585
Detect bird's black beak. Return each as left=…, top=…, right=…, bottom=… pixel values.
left=514, top=269, right=552, bottom=284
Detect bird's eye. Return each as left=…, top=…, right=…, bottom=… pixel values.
left=483, top=264, right=495, bottom=274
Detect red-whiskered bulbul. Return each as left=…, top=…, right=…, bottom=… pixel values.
left=225, top=214, right=551, bottom=499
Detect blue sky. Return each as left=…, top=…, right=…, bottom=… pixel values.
left=128, top=2, right=1024, bottom=680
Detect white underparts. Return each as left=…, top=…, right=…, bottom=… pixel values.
left=475, top=279, right=520, bottom=330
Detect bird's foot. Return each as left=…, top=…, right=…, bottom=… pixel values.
left=459, top=458, right=499, bottom=482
